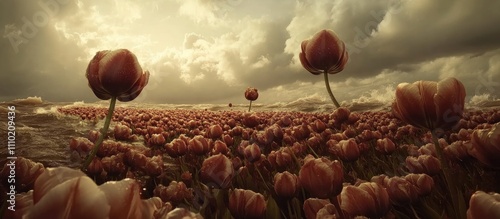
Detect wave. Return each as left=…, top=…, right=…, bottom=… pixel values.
left=468, top=93, right=500, bottom=108
left=12, top=96, right=43, bottom=105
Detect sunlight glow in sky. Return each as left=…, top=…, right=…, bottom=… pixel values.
left=1, top=0, right=499, bottom=104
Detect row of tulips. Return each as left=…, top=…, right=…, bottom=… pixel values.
left=3, top=104, right=499, bottom=218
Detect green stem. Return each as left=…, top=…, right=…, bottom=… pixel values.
left=248, top=100, right=252, bottom=112
left=323, top=70, right=340, bottom=108
left=82, top=97, right=117, bottom=171
left=431, top=130, right=466, bottom=219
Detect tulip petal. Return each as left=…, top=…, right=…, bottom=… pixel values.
left=33, top=167, right=87, bottom=204
left=117, top=70, right=150, bottom=102
left=434, top=77, right=466, bottom=129
left=25, top=176, right=109, bottom=219
left=418, top=81, right=438, bottom=129
left=300, top=40, right=322, bottom=75
left=394, top=82, right=427, bottom=129
left=99, top=178, right=148, bottom=219
left=99, top=49, right=143, bottom=96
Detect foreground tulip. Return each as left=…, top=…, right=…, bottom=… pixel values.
left=20, top=167, right=161, bottom=219
left=82, top=49, right=149, bottom=171
left=467, top=191, right=500, bottom=219
left=341, top=182, right=391, bottom=218
left=392, top=77, right=465, bottom=131
left=392, top=77, right=466, bottom=218
left=245, top=87, right=259, bottom=112
left=300, top=29, right=349, bottom=108
left=469, top=122, right=500, bottom=168
left=299, top=155, right=343, bottom=199
left=228, top=189, right=267, bottom=219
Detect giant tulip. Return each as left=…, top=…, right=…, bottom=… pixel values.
left=300, top=29, right=349, bottom=108
left=392, top=77, right=466, bottom=131
left=86, top=49, right=149, bottom=102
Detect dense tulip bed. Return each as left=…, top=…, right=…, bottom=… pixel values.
left=2, top=106, right=500, bottom=218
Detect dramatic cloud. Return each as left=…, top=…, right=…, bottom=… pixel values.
left=1, top=0, right=499, bottom=104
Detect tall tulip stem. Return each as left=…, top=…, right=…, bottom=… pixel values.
left=82, top=97, right=117, bottom=171
left=323, top=71, right=340, bottom=108
left=248, top=100, right=253, bottom=112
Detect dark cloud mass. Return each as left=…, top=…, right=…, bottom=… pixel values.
left=1, top=0, right=499, bottom=104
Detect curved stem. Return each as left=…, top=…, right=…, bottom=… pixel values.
left=323, top=70, right=340, bottom=108
left=82, top=97, right=117, bottom=171
left=248, top=100, right=253, bottom=112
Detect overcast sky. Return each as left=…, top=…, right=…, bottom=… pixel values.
left=1, top=0, right=500, bottom=104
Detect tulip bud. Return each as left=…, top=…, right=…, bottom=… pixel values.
left=148, top=133, right=166, bottom=146
left=299, top=29, right=348, bottom=75
left=299, top=155, right=343, bottom=198
left=188, top=135, right=211, bottom=156
left=376, top=138, right=396, bottom=155
left=332, top=107, right=351, bottom=124
left=114, top=123, right=132, bottom=141
left=303, top=198, right=331, bottom=219
left=341, top=182, right=391, bottom=218
left=244, top=87, right=259, bottom=101
left=404, top=173, right=434, bottom=197
left=329, top=138, right=360, bottom=162
left=165, top=208, right=203, bottom=219
left=405, top=155, right=441, bottom=176
left=385, top=177, right=419, bottom=205
left=207, top=124, right=223, bottom=139
left=212, top=140, right=229, bottom=155
left=154, top=181, right=194, bottom=204
left=467, top=191, right=500, bottom=219
left=86, top=49, right=149, bottom=101
left=244, top=143, right=262, bottom=163
left=228, top=189, right=267, bottom=219
left=268, top=149, right=293, bottom=171
left=274, top=171, right=300, bottom=198
left=165, top=138, right=188, bottom=158
left=200, top=154, right=234, bottom=189
left=469, top=122, right=500, bottom=168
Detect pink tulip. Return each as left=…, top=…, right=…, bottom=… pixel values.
left=86, top=49, right=149, bottom=102
left=376, top=138, right=396, bottom=155
left=303, top=198, right=331, bottom=219
left=114, top=123, right=133, bottom=141
left=244, top=143, right=262, bottom=163
left=392, top=77, right=466, bottom=130
left=154, top=181, right=194, bottom=204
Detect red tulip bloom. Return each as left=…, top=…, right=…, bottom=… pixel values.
left=228, top=189, right=267, bottom=219
left=299, top=29, right=349, bottom=108
left=245, top=87, right=259, bottom=101
left=274, top=171, right=300, bottom=198
left=300, top=29, right=348, bottom=75
left=86, top=49, right=149, bottom=102
left=200, top=154, right=234, bottom=189
left=299, top=155, right=344, bottom=198
left=392, top=77, right=466, bottom=130
left=340, top=182, right=391, bottom=218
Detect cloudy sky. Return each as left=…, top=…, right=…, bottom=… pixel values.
left=1, top=0, right=500, bottom=105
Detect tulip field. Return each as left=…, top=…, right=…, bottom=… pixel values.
left=3, top=105, right=500, bottom=218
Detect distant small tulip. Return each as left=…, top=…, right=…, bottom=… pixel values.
left=392, top=77, right=466, bottom=131
left=114, top=123, right=132, bottom=141
left=467, top=190, right=500, bottom=219
left=244, top=143, right=262, bottom=163
left=188, top=135, right=211, bottom=156
left=299, top=155, right=344, bottom=198
left=165, top=138, right=188, bottom=158
left=228, top=189, right=267, bottom=219
left=86, top=49, right=149, bottom=102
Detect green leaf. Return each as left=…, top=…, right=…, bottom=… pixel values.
left=266, top=196, right=281, bottom=219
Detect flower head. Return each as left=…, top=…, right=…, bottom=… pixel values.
left=86, top=49, right=149, bottom=102
left=392, top=77, right=466, bottom=130
left=299, top=29, right=348, bottom=75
